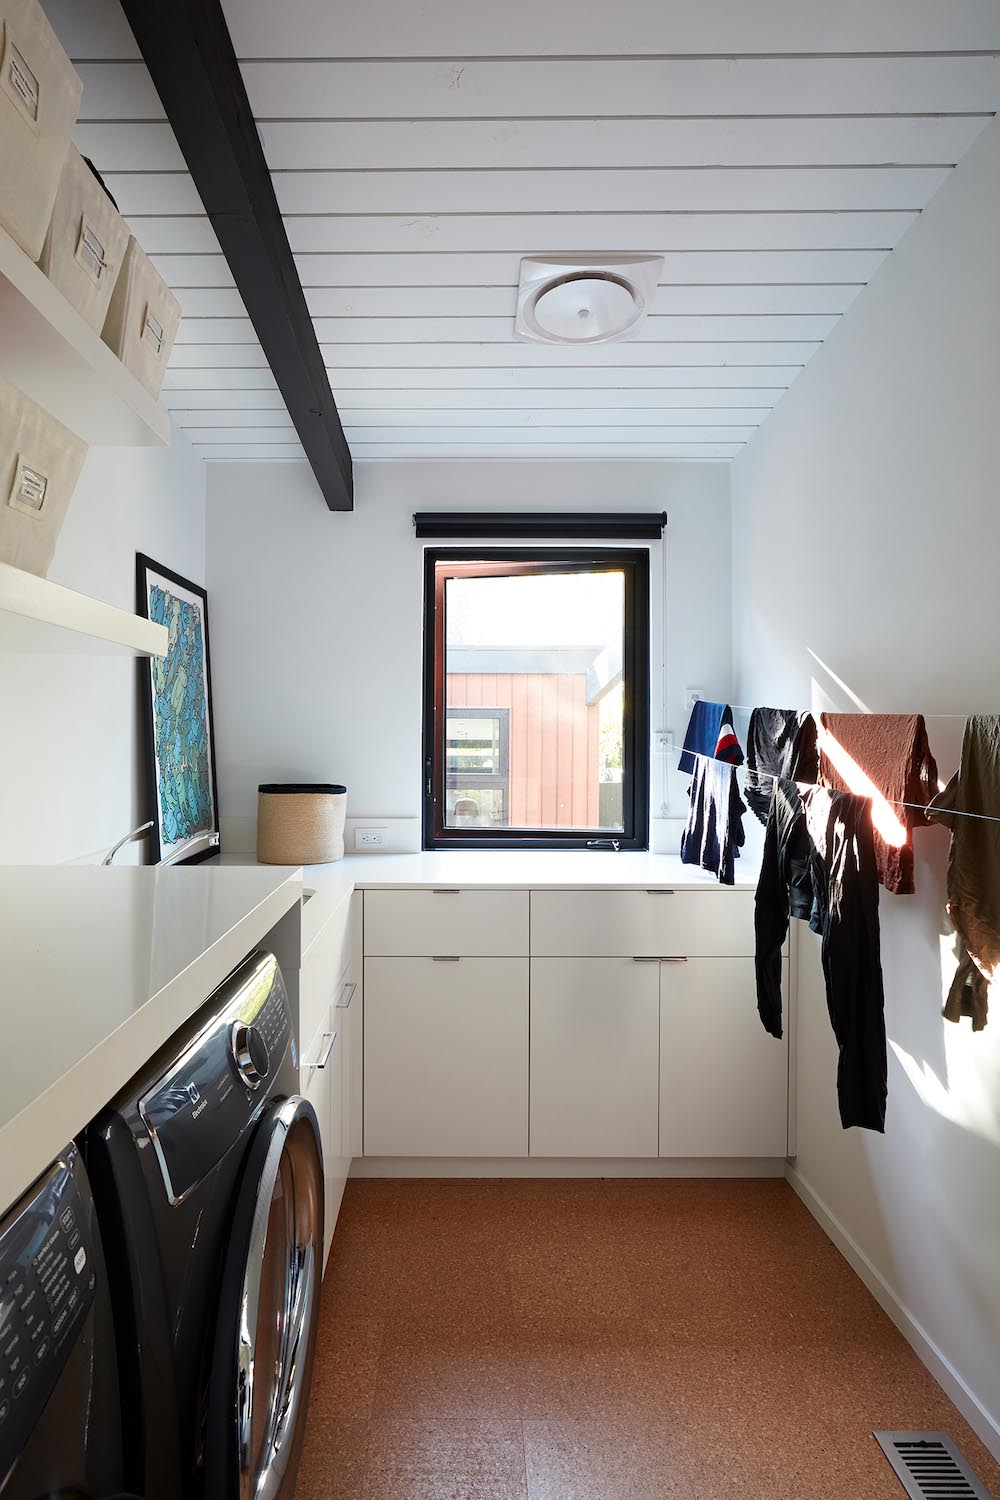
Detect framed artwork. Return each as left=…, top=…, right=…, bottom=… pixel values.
left=136, top=554, right=221, bottom=864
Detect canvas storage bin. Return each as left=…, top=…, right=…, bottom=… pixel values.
left=0, top=0, right=82, bottom=259
left=257, top=784, right=348, bottom=865
left=38, top=148, right=129, bottom=331
left=0, top=375, right=87, bottom=575
left=101, top=235, right=182, bottom=399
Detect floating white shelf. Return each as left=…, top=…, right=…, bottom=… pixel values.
left=0, top=225, right=170, bottom=448
left=0, top=562, right=167, bottom=655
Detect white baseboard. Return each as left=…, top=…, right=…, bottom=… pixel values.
left=350, top=1156, right=786, bottom=1180
left=786, top=1165, right=1000, bottom=1463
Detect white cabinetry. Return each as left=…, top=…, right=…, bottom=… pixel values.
left=364, top=956, right=529, bottom=1157
left=659, top=957, right=789, bottom=1157
left=301, top=1003, right=346, bottom=1267
left=529, top=958, right=659, bottom=1157
left=530, top=889, right=761, bottom=957
left=359, top=883, right=790, bottom=1168
left=298, top=891, right=361, bottom=1264
left=364, top=888, right=528, bottom=957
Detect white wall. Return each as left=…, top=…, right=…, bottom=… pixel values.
left=206, top=459, right=732, bottom=848
left=732, top=119, right=1000, bottom=1453
left=0, top=433, right=207, bottom=863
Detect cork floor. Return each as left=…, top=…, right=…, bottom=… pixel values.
left=294, top=1179, right=1000, bottom=1499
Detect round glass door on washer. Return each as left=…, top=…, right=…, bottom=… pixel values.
left=87, top=952, right=325, bottom=1500
left=206, top=1096, right=323, bottom=1498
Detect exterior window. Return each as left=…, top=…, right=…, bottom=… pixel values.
left=423, top=549, right=649, bottom=849
left=445, top=708, right=510, bottom=825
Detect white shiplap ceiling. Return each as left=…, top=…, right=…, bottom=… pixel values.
left=46, top=1, right=1000, bottom=463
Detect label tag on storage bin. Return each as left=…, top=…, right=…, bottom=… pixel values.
left=76, top=219, right=108, bottom=282
left=4, top=40, right=40, bottom=124
left=141, top=306, right=165, bottom=355
left=8, top=457, right=48, bottom=517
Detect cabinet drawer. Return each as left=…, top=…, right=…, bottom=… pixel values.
left=530, top=889, right=765, bottom=957
left=364, top=889, right=528, bottom=957
left=364, top=957, right=528, bottom=1156
left=301, top=894, right=356, bottom=1048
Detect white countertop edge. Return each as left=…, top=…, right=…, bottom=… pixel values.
left=0, top=871, right=302, bottom=1218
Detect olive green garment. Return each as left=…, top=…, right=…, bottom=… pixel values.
left=927, top=715, right=1000, bottom=1030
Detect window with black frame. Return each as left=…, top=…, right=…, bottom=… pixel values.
left=422, top=548, right=650, bottom=850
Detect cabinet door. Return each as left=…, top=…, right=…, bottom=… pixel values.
left=364, top=957, right=528, bottom=1157
left=302, top=1007, right=348, bottom=1266
left=659, top=957, right=788, bottom=1158
left=530, top=958, right=660, bottom=1158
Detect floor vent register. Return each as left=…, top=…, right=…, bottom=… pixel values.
left=874, top=1431, right=992, bottom=1499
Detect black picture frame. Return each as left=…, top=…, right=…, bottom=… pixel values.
left=422, top=547, right=650, bottom=851
left=136, top=553, right=221, bottom=865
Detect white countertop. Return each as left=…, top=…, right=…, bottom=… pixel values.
left=216, top=849, right=759, bottom=952
left=0, top=864, right=302, bottom=1216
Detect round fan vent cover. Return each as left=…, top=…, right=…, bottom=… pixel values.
left=514, top=255, right=664, bottom=345
left=530, top=273, right=640, bottom=344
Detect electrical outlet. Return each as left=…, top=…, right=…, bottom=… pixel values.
left=655, top=730, right=673, bottom=753
left=684, top=687, right=704, bottom=712
left=355, top=826, right=388, bottom=849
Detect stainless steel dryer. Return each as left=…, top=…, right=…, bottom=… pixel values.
left=87, top=950, right=324, bottom=1500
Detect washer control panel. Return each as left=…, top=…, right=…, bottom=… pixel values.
left=139, top=951, right=291, bottom=1205
left=0, top=1149, right=96, bottom=1480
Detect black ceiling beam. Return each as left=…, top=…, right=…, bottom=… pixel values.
left=119, top=0, right=353, bottom=511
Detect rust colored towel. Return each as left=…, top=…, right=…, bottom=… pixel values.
left=817, top=713, right=938, bottom=895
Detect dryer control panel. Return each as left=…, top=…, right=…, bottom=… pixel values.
left=0, top=1149, right=97, bottom=1481
left=139, top=951, right=291, bottom=1205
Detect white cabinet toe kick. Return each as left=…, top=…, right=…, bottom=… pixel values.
left=358, top=887, right=791, bottom=1177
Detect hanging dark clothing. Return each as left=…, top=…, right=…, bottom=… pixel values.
left=755, top=780, right=887, bottom=1133
left=678, top=700, right=744, bottom=775
left=745, top=708, right=819, bottom=824
left=681, top=757, right=746, bottom=885
left=926, top=715, right=1000, bottom=1030
left=817, top=712, right=938, bottom=895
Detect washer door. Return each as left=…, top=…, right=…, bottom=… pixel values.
left=205, top=1097, right=324, bottom=1500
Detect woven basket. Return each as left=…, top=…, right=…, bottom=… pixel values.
left=256, top=783, right=347, bottom=865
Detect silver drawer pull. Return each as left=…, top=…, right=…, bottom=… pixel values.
left=315, top=1031, right=337, bottom=1069
left=632, top=955, right=688, bottom=963
left=646, top=889, right=675, bottom=895
left=432, top=888, right=461, bottom=894
left=432, top=955, right=461, bottom=962
left=336, top=980, right=356, bottom=1009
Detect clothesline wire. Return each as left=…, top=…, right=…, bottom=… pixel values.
left=724, top=703, right=979, bottom=722
left=661, top=738, right=1000, bottom=826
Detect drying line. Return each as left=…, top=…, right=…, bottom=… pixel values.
left=660, top=738, right=1000, bottom=825
left=724, top=702, right=982, bottom=721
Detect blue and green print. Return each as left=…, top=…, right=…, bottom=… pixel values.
left=149, top=585, right=213, bottom=847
